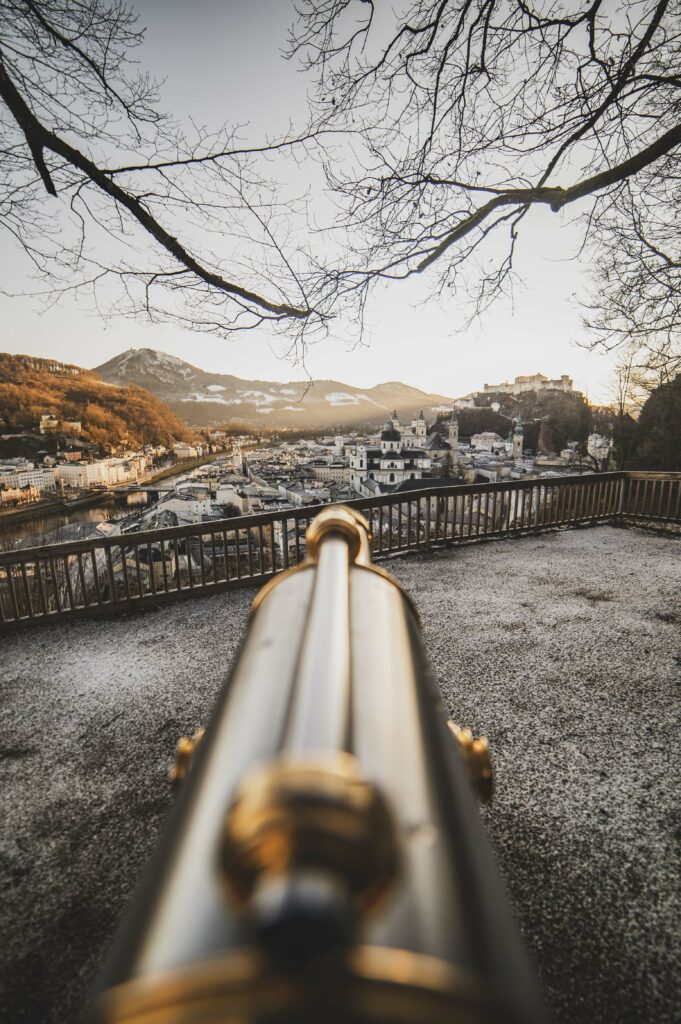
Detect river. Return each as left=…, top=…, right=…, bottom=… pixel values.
left=0, top=467, right=205, bottom=549
left=0, top=503, right=129, bottom=549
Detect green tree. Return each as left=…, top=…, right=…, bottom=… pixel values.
left=220, top=502, right=243, bottom=519
left=631, top=375, right=681, bottom=471
left=538, top=419, right=555, bottom=455
left=439, top=451, right=455, bottom=478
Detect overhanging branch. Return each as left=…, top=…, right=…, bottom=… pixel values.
left=416, top=121, right=681, bottom=273
left=0, top=55, right=313, bottom=321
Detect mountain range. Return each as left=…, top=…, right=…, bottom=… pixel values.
left=94, top=348, right=455, bottom=430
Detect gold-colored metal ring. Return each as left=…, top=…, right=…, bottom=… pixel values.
left=96, top=945, right=493, bottom=1024
left=250, top=560, right=420, bottom=625
left=305, top=506, right=371, bottom=564
left=219, top=752, right=399, bottom=915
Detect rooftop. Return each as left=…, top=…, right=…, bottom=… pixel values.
left=1, top=524, right=679, bottom=1023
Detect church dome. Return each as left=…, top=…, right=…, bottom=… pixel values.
left=381, top=419, right=401, bottom=441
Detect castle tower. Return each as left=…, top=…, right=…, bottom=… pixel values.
left=448, top=409, right=459, bottom=452
left=512, top=416, right=524, bottom=460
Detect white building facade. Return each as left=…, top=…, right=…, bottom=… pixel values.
left=349, top=418, right=431, bottom=491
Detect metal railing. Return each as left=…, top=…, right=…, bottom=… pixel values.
left=1, top=471, right=678, bottom=632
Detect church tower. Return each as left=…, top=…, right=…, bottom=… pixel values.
left=390, top=409, right=400, bottom=429
left=512, top=416, right=524, bottom=460
left=412, top=409, right=427, bottom=443
left=448, top=409, right=459, bottom=452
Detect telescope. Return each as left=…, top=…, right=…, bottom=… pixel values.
left=95, top=506, right=545, bottom=1023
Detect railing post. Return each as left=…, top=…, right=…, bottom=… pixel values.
left=616, top=475, right=624, bottom=517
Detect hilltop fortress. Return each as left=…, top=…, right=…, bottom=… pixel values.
left=483, top=373, right=575, bottom=396
left=454, top=373, right=579, bottom=408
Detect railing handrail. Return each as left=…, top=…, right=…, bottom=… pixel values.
left=620, top=471, right=681, bottom=479
left=0, top=471, right=678, bottom=632
left=0, top=470, right=628, bottom=564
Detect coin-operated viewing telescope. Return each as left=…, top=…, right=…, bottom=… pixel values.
left=95, top=506, right=545, bottom=1024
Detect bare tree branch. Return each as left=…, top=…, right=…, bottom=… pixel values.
left=287, top=0, right=681, bottom=364
left=417, top=120, right=681, bottom=272
left=0, top=0, right=323, bottom=337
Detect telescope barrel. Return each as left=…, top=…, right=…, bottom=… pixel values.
left=95, top=506, right=545, bottom=1024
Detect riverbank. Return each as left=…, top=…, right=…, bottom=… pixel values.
left=144, top=452, right=222, bottom=484
left=0, top=454, right=228, bottom=547
left=0, top=489, right=113, bottom=525
left=0, top=453, right=224, bottom=524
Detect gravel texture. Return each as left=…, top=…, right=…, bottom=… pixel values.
left=1, top=523, right=679, bottom=1023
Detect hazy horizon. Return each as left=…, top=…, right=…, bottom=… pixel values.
left=3, top=341, right=605, bottom=403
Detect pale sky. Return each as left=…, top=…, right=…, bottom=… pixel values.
left=0, top=0, right=618, bottom=403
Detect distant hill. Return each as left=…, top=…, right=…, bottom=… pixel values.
left=439, top=388, right=594, bottom=453
left=94, top=348, right=455, bottom=429
left=472, top=387, right=588, bottom=421
left=0, top=353, right=193, bottom=447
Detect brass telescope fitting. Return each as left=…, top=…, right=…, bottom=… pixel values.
left=169, top=727, right=205, bottom=786
left=219, top=753, right=400, bottom=958
left=97, top=501, right=543, bottom=1024
left=447, top=722, right=494, bottom=802
left=305, top=505, right=372, bottom=565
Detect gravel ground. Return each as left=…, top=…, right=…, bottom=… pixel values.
left=1, top=523, right=679, bottom=1023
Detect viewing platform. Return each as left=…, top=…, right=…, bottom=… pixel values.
left=0, top=477, right=679, bottom=1023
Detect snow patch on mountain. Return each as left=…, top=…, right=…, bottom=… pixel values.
left=100, top=347, right=197, bottom=386
left=180, top=394, right=242, bottom=405
left=242, top=390, right=282, bottom=405
left=206, top=384, right=226, bottom=392
left=137, top=349, right=193, bottom=377
left=325, top=392, right=361, bottom=406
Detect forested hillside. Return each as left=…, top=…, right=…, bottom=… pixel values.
left=428, top=390, right=595, bottom=453
left=0, top=354, right=192, bottom=447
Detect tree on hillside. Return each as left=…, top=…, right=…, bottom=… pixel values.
left=538, top=419, right=555, bottom=456
left=0, top=0, right=321, bottom=337
left=609, top=356, right=640, bottom=468
left=458, top=407, right=510, bottom=438
left=631, top=375, right=681, bottom=471
left=220, top=502, right=244, bottom=519
left=289, top=0, right=681, bottom=363
left=583, top=167, right=681, bottom=380
left=439, top=451, right=455, bottom=477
